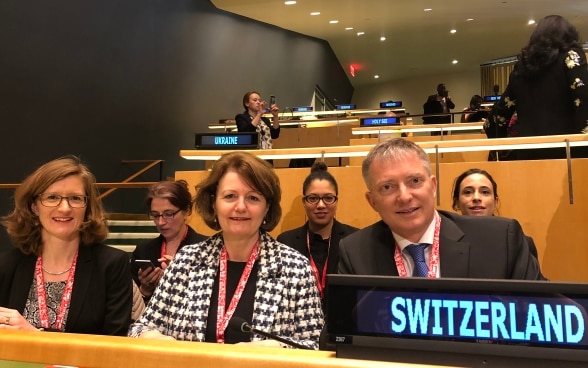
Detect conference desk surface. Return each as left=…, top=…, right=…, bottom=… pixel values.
left=0, top=330, right=461, bottom=368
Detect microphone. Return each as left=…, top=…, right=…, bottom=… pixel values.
left=228, top=316, right=311, bottom=350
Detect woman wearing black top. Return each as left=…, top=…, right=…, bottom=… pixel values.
left=235, top=91, right=280, bottom=149
left=486, top=15, right=588, bottom=160
left=277, top=162, right=358, bottom=310
left=130, top=180, right=207, bottom=302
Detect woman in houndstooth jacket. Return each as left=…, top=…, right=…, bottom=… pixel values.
left=128, top=152, right=323, bottom=349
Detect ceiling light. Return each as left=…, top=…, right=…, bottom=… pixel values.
left=450, top=29, right=457, bottom=34
left=380, top=36, right=386, bottom=41
left=424, top=8, right=432, bottom=11
left=345, top=27, right=354, bottom=30
left=466, top=18, right=474, bottom=21
left=310, top=12, right=320, bottom=16
left=284, top=1, right=297, bottom=5
left=329, top=20, right=339, bottom=24
left=528, top=19, right=536, bottom=25
left=357, top=32, right=365, bottom=36
left=452, top=60, right=459, bottom=64
left=374, top=75, right=380, bottom=79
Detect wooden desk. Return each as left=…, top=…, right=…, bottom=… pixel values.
left=0, top=330, right=455, bottom=368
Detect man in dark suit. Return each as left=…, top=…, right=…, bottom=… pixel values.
left=338, top=138, right=544, bottom=280
left=423, top=83, right=455, bottom=135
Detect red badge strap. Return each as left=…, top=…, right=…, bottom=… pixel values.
left=394, top=212, right=441, bottom=278
left=216, top=238, right=260, bottom=343
left=306, top=230, right=330, bottom=299
left=35, top=252, right=78, bottom=330
left=161, top=224, right=189, bottom=258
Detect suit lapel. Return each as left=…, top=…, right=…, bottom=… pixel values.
left=438, top=215, right=470, bottom=278
left=373, top=222, right=399, bottom=276
left=10, top=254, right=37, bottom=310
left=67, top=245, right=93, bottom=328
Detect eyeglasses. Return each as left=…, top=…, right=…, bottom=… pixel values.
left=38, top=194, right=88, bottom=208
left=303, top=194, right=338, bottom=205
left=148, top=209, right=181, bottom=221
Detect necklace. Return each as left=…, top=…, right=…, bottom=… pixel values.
left=42, top=266, right=72, bottom=276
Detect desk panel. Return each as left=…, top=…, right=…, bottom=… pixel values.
left=0, top=330, right=449, bottom=368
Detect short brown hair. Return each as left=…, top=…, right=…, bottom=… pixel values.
left=194, top=151, right=281, bottom=231
left=1, top=156, right=108, bottom=255
left=362, top=138, right=432, bottom=190
left=242, top=91, right=261, bottom=111
left=146, top=180, right=193, bottom=214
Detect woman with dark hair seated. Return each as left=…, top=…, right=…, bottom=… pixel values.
left=277, top=162, right=357, bottom=310
left=130, top=180, right=207, bottom=302
left=461, top=94, right=489, bottom=123
left=451, top=168, right=540, bottom=259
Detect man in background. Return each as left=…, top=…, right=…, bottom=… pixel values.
left=423, top=83, right=455, bottom=134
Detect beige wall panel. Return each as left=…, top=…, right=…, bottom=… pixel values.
left=178, top=158, right=588, bottom=282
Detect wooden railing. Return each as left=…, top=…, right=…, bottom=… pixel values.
left=0, top=160, right=164, bottom=201
left=98, top=159, right=164, bottom=200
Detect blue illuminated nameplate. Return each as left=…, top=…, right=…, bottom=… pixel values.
left=484, top=95, right=501, bottom=102
left=380, top=101, right=403, bottom=108
left=360, top=116, right=400, bottom=127
left=360, top=290, right=586, bottom=345
left=336, top=104, right=357, bottom=110
left=292, top=106, right=313, bottom=112
left=195, top=132, right=258, bottom=150
left=328, top=276, right=588, bottom=350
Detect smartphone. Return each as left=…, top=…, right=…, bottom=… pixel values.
left=133, top=259, right=156, bottom=270
left=269, top=95, right=276, bottom=107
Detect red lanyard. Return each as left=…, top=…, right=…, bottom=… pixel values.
left=35, top=252, right=78, bottom=330
left=216, top=239, right=260, bottom=343
left=306, top=231, right=330, bottom=299
left=394, top=212, right=441, bottom=278
left=161, top=225, right=189, bottom=258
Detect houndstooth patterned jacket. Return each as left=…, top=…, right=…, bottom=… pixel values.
left=128, top=231, right=324, bottom=349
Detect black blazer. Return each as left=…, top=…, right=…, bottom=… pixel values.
left=130, top=225, right=207, bottom=286
left=235, top=113, right=280, bottom=139
left=338, top=210, right=544, bottom=280
left=277, top=219, right=358, bottom=275
left=422, top=95, right=455, bottom=124
left=0, top=243, right=132, bottom=335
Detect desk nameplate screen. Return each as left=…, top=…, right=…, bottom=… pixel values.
left=327, top=275, right=588, bottom=367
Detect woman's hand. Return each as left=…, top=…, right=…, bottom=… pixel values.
left=138, top=266, right=164, bottom=297
left=258, top=101, right=267, bottom=115
left=270, top=103, right=280, bottom=118
left=0, top=307, right=38, bottom=331
left=158, top=255, right=174, bottom=270
left=140, top=329, right=176, bottom=340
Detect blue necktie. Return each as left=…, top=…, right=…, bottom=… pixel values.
left=406, top=243, right=429, bottom=277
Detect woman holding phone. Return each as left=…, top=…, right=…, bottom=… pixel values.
left=130, top=180, right=207, bottom=302
left=235, top=91, right=280, bottom=149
